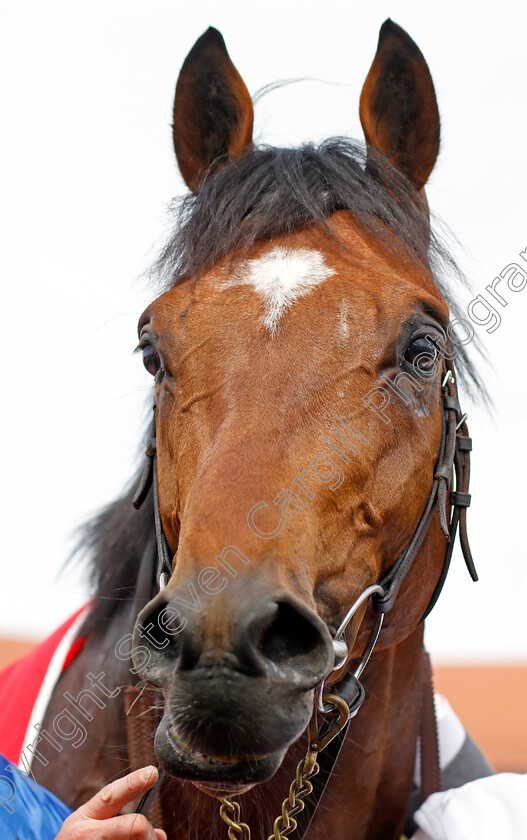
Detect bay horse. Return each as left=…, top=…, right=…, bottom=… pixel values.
left=33, top=19, right=482, bottom=840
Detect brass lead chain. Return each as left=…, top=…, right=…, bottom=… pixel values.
left=217, top=694, right=350, bottom=840
left=219, top=797, right=252, bottom=840
left=268, top=747, right=319, bottom=840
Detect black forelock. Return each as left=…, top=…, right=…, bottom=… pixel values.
left=153, top=138, right=433, bottom=286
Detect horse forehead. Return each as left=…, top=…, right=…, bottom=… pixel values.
left=221, top=245, right=336, bottom=335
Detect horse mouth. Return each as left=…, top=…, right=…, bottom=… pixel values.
left=168, top=724, right=267, bottom=766
left=154, top=715, right=286, bottom=788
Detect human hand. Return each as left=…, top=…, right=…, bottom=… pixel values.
left=55, top=765, right=166, bottom=839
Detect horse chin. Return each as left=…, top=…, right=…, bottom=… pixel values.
left=193, top=781, right=255, bottom=797
left=154, top=715, right=286, bottom=788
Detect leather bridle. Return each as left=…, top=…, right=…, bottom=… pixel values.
left=131, top=357, right=477, bottom=832
left=132, top=418, right=174, bottom=591
left=316, top=361, right=477, bottom=707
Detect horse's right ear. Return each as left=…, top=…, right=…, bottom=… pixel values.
left=359, top=20, right=440, bottom=191
left=173, top=27, right=254, bottom=191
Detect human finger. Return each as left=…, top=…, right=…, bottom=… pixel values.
left=78, top=765, right=159, bottom=820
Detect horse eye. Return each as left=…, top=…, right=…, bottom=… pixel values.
left=403, top=337, right=438, bottom=374
left=141, top=343, right=161, bottom=376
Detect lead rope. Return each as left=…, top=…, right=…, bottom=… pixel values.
left=217, top=694, right=350, bottom=840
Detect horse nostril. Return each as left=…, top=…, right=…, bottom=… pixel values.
left=258, top=601, right=329, bottom=670
left=137, top=603, right=173, bottom=650
left=135, top=598, right=202, bottom=671
left=135, top=590, right=333, bottom=685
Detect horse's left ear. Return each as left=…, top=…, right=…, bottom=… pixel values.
left=359, top=20, right=440, bottom=191
left=173, top=27, right=254, bottom=191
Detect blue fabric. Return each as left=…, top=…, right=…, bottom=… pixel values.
left=0, top=753, right=71, bottom=839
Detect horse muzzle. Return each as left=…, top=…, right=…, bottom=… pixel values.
left=133, top=585, right=334, bottom=786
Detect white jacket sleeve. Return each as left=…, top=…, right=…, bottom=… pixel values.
left=411, top=772, right=527, bottom=840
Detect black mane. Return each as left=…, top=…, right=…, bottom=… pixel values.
left=78, top=138, right=485, bottom=636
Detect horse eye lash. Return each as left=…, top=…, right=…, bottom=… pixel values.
left=406, top=331, right=441, bottom=351
left=401, top=335, right=439, bottom=365
left=135, top=339, right=159, bottom=357
left=134, top=338, right=157, bottom=353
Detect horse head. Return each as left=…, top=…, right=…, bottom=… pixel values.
left=132, top=21, right=457, bottom=796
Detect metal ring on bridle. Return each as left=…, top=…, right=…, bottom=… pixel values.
left=317, top=584, right=384, bottom=712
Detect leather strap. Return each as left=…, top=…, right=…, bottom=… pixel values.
left=124, top=685, right=165, bottom=828
left=127, top=534, right=167, bottom=828
left=296, top=651, right=441, bottom=836
left=419, top=652, right=442, bottom=802
left=374, top=367, right=477, bottom=620
left=133, top=409, right=156, bottom=511
left=295, top=673, right=363, bottom=836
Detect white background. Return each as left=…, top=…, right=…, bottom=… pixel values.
left=1, top=0, right=526, bottom=662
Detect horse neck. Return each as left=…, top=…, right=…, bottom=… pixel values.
left=34, top=602, right=139, bottom=806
